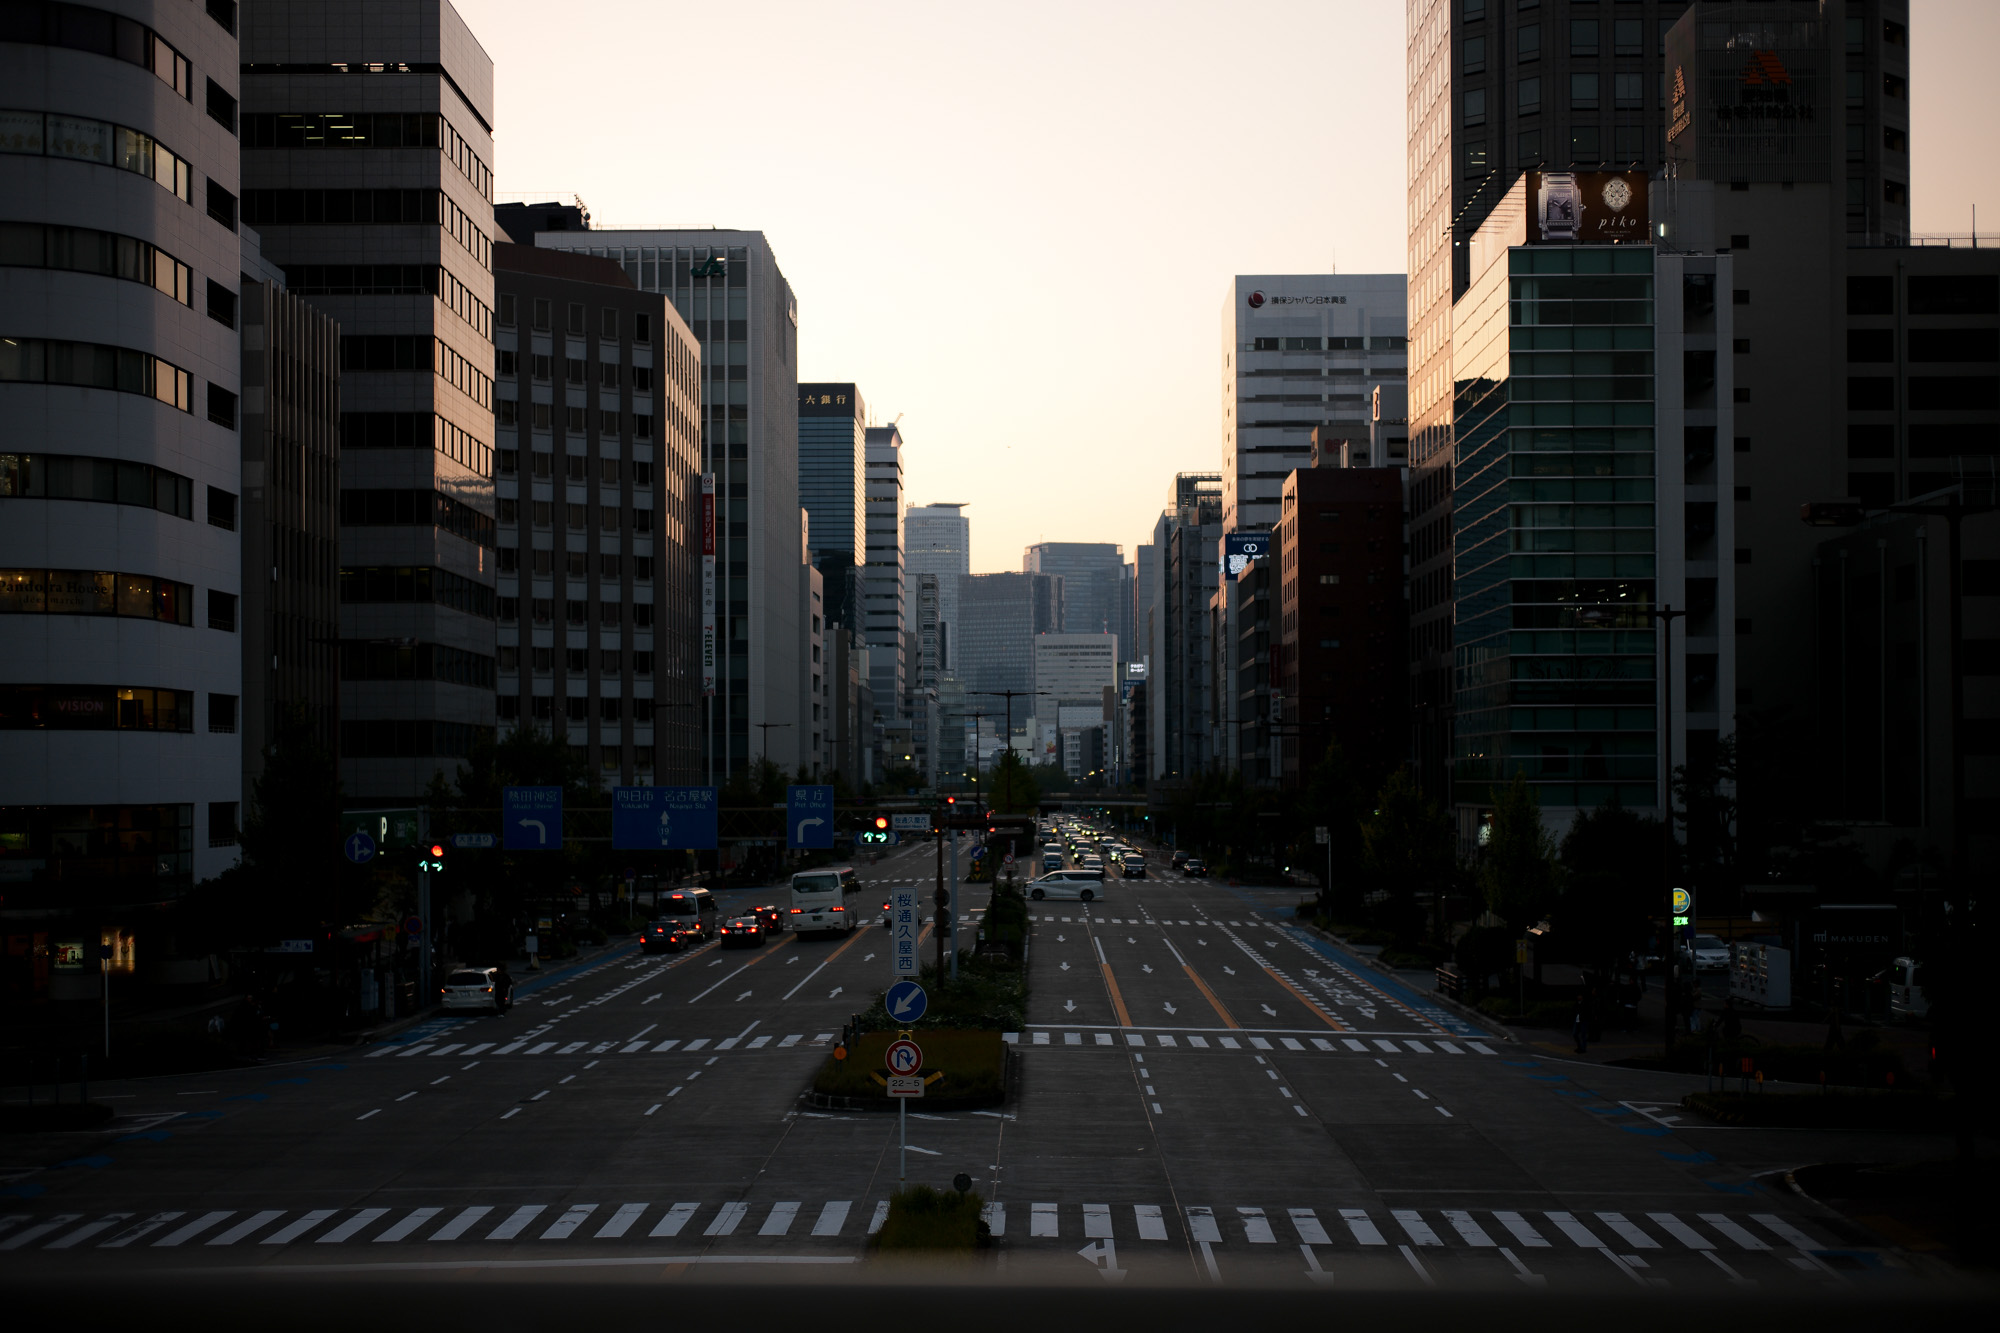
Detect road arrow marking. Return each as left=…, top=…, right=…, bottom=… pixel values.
left=1164, top=1003, right=1177, bottom=1015
left=1223, top=966, right=1236, bottom=975
left=829, top=987, right=843, bottom=999
left=1141, top=965, right=1154, bottom=974
left=1197, top=938, right=1207, bottom=946
left=641, top=994, right=661, bottom=1004
left=863, top=953, right=874, bottom=962
left=1059, top=962, right=1070, bottom=972
left=735, top=991, right=753, bottom=1002
left=1127, top=937, right=1136, bottom=944
left=1063, top=1000, right=1077, bottom=1013
left=1262, top=1004, right=1278, bottom=1016
left=1056, top=934, right=1065, bottom=942
left=1077, top=1239, right=1126, bottom=1283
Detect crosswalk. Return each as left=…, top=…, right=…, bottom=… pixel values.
left=1027, top=916, right=1271, bottom=925
left=0, top=1199, right=1845, bottom=1270
left=363, top=1032, right=838, bottom=1059
left=1010, top=1031, right=1498, bottom=1054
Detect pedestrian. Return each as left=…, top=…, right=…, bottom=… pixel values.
left=1572, top=993, right=1589, bottom=1055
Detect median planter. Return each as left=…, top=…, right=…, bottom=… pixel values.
left=807, top=1029, right=1009, bottom=1112
left=871, top=1184, right=990, bottom=1252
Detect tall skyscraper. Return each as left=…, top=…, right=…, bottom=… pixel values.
left=1023, top=541, right=1126, bottom=647
left=537, top=228, right=804, bottom=778
left=489, top=244, right=702, bottom=788
left=797, top=382, right=864, bottom=630
left=2, top=0, right=245, bottom=986
left=1406, top=0, right=1695, bottom=804
left=1148, top=473, right=1222, bottom=782
left=864, top=424, right=906, bottom=733
left=1221, top=274, right=1408, bottom=535
left=242, top=0, right=499, bottom=805
left=905, top=502, right=969, bottom=670
left=955, top=572, right=1056, bottom=706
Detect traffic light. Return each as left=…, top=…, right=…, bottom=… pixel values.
left=859, top=813, right=891, bottom=845
left=872, top=814, right=890, bottom=832
left=418, top=843, right=446, bottom=872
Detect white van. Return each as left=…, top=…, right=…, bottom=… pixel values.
left=1888, top=956, right=1928, bottom=1017
left=1029, top=869, right=1102, bottom=903
left=790, top=865, right=861, bottom=935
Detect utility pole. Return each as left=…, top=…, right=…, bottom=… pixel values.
left=972, top=690, right=1049, bottom=808
left=1655, top=602, right=1685, bottom=1053
left=754, top=721, right=792, bottom=766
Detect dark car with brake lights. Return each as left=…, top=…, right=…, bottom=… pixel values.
left=718, top=915, right=765, bottom=948
left=639, top=919, right=694, bottom=954
left=1183, top=858, right=1210, bottom=878
left=750, top=903, right=784, bottom=933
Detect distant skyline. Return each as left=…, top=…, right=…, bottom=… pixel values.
left=459, top=0, right=1998, bottom=572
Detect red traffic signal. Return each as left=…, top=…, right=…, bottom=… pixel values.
left=430, top=844, right=444, bottom=858
left=872, top=815, right=889, bottom=831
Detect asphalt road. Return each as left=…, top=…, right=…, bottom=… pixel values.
left=0, top=843, right=1958, bottom=1295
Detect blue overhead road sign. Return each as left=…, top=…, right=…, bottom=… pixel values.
left=613, top=786, right=718, bottom=850
left=786, top=784, right=834, bottom=850
left=502, top=786, right=563, bottom=850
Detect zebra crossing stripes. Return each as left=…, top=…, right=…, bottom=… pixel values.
left=1017, top=1029, right=1495, bottom=1054
left=0, top=1201, right=1837, bottom=1262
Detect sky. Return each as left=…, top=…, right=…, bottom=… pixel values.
left=456, top=0, right=1999, bottom=575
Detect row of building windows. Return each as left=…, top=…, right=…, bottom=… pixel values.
left=337, top=335, right=492, bottom=408
left=338, top=411, right=492, bottom=477
left=1846, top=328, right=2000, bottom=363
left=498, top=549, right=651, bottom=579
left=284, top=263, right=493, bottom=339
left=0, top=451, right=195, bottom=518
left=0, top=683, right=210, bottom=732
left=1460, top=11, right=1682, bottom=63
left=1, top=1, right=193, bottom=97
left=338, top=488, right=495, bottom=548
left=497, top=296, right=700, bottom=406
left=499, top=350, right=667, bottom=393
left=1249, top=337, right=1404, bottom=353
left=240, top=189, right=491, bottom=270
left=239, top=112, right=492, bottom=200
left=1848, top=274, right=1998, bottom=316
left=338, top=564, right=495, bottom=617
left=338, top=719, right=492, bottom=759
left=496, top=598, right=657, bottom=627
left=0, top=568, right=195, bottom=624
left=498, top=647, right=656, bottom=676
left=0, top=802, right=194, bottom=874
left=497, top=452, right=655, bottom=486
left=493, top=695, right=659, bottom=723
left=338, top=641, right=495, bottom=688
left=1846, top=376, right=1999, bottom=412
left=496, top=400, right=659, bottom=441
left=0, top=220, right=193, bottom=306
left=0, top=109, right=193, bottom=203
left=1846, top=424, right=1999, bottom=459
left=0, top=336, right=192, bottom=412
left=495, top=498, right=654, bottom=534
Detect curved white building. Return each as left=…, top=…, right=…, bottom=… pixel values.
left=1, top=1, right=245, bottom=992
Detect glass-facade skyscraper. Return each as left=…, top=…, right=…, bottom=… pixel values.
left=905, top=503, right=968, bottom=671
left=797, top=382, right=864, bottom=630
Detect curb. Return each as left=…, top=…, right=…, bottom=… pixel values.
left=1292, top=919, right=1518, bottom=1043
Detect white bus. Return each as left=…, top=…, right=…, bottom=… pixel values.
left=789, top=865, right=861, bottom=936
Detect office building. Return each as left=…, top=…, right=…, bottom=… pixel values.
left=536, top=227, right=804, bottom=778
left=864, top=424, right=906, bottom=734
left=804, top=558, right=824, bottom=776
left=1023, top=541, right=1126, bottom=663
left=241, top=0, right=499, bottom=804
left=1223, top=274, right=1408, bottom=536
left=1275, top=468, right=1408, bottom=791
left=1149, top=473, right=1223, bottom=782
left=909, top=572, right=941, bottom=786
left=1034, top=633, right=1117, bottom=779
left=1406, top=0, right=1695, bottom=806
left=797, top=382, right=864, bottom=629
left=489, top=244, right=702, bottom=786
left=906, top=502, right=969, bottom=669
left=240, top=230, right=341, bottom=791
left=1, top=0, right=245, bottom=988
left=1448, top=172, right=1732, bottom=836
left=955, top=572, right=1058, bottom=707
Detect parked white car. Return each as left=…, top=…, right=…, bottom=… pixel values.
left=1028, top=870, right=1103, bottom=903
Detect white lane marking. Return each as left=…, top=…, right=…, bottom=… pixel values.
left=811, top=1202, right=851, bottom=1237
left=101, top=1212, right=183, bottom=1248
left=317, top=1209, right=390, bottom=1244
left=557, top=1042, right=587, bottom=1055
left=779, top=1034, right=802, bottom=1048
left=262, top=1210, right=336, bottom=1245
left=868, top=1202, right=890, bottom=1235
left=541, top=1205, right=597, bottom=1240
left=525, top=1043, right=556, bottom=1055
left=1647, top=1212, right=1713, bottom=1250
left=760, top=1202, right=800, bottom=1236
left=704, top=1202, right=748, bottom=1236
left=1751, top=1213, right=1824, bottom=1252
left=1134, top=1205, right=1166, bottom=1241
left=1030, top=1203, right=1059, bottom=1237
left=1400, top=1244, right=1436, bottom=1285
left=392, top=1044, right=434, bottom=1059
left=2, top=1214, right=82, bottom=1250
left=629, top=1024, right=657, bottom=1041
left=1392, top=1210, right=1444, bottom=1246
left=1340, top=1209, right=1387, bottom=1246
left=596, top=1203, right=647, bottom=1238
left=650, top=1203, right=699, bottom=1238
left=1343, top=1038, right=1368, bottom=1051
left=429, top=1206, right=491, bottom=1241
left=355, top=1109, right=381, bottom=1121
left=1546, top=1211, right=1607, bottom=1248
left=1597, top=1212, right=1661, bottom=1249
left=48, top=1213, right=134, bottom=1249
left=1082, top=1204, right=1112, bottom=1239
left=429, top=1044, right=463, bottom=1057
left=500, top=1108, right=521, bottom=1120
left=487, top=1205, right=546, bottom=1240
left=1185, top=1207, right=1222, bottom=1243
left=374, top=1208, right=442, bottom=1243
left=1289, top=1208, right=1330, bottom=1245
left=652, top=1039, right=680, bottom=1052
left=1188, top=1036, right=1210, bottom=1049
left=397, top=1091, right=418, bottom=1101
left=1238, top=1207, right=1277, bottom=1243
left=1444, top=1210, right=1496, bottom=1246
left=683, top=1039, right=710, bottom=1051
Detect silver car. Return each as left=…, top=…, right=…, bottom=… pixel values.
left=440, top=966, right=512, bottom=1015
left=1684, top=935, right=1732, bottom=972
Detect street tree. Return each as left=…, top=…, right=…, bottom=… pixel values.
left=1361, top=765, right=1455, bottom=940
left=1478, top=772, right=1557, bottom=931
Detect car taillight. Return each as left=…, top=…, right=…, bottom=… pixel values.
left=484, top=986, right=493, bottom=993
left=831, top=905, right=844, bottom=912
left=789, top=907, right=802, bottom=914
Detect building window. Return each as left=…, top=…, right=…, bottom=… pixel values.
left=1570, top=73, right=1599, bottom=111
left=601, top=308, right=618, bottom=338
left=1463, top=35, right=1486, bottom=74
left=209, top=801, right=238, bottom=847
left=566, top=406, right=585, bottom=434
left=206, top=78, right=236, bottom=132
left=634, top=651, right=653, bottom=675
left=1569, top=19, right=1597, bottom=57
left=499, top=293, right=516, bottom=326
left=1884, top=179, right=1907, bottom=206
left=599, top=361, right=619, bottom=389
left=0, top=337, right=193, bottom=410
left=635, top=313, right=651, bottom=344
left=206, top=179, right=236, bottom=230
left=206, top=278, right=236, bottom=328
left=567, top=302, right=584, bottom=335
left=0, top=111, right=192, bottom=202
left=207, top=383, right=236, bottom=429
left=207, top=486, right=237, bottom=530
left=1614, top=72, right=1642, bottom=109
left=1518, top=23, right=1539, bottom=61
left=565, top=357, right=585, bottom=386
left=0, top=452, right=194, bottom=517
left=601, top=409, right=620, bottom=435
left=1613, top=18, right=1642, bottom=58
left=1614, top=124, right=1643, bottom=159
left=1463, top=88, right=1486, bottom=127
left=532, top=298, right=550, bottom=331
left=209, top=693, right=237, bottom=733
left=633, top=413, right=653, bottom=439
left=1570, top=125, right=1601, bottom=160
left=1464, top=141, right=1488, bottom=176
left=208, top=589, right=236, bottom=631
left=1517, top=76, right=1541, bottom=115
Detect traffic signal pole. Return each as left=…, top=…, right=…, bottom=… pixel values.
left=417, top=808, right=432, bottom=1004
left=949, top=828, right=960, bottom=981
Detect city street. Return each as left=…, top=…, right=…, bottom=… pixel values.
left=0, top=843, right=1951, bottom=1292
